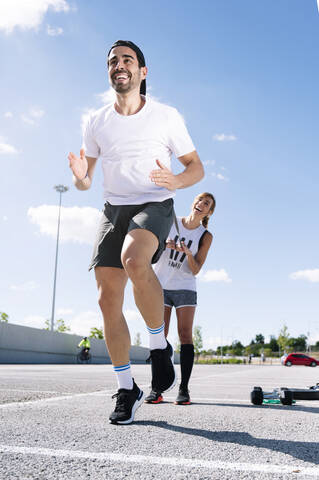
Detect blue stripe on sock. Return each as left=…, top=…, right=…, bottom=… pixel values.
left=113, top=363, right=130, bottom=372
left=147, top=324, right=165, bottom=334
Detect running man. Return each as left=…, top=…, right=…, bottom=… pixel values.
left=146, top=193, right=215, bottom=405
left=68, top=40, right=204, bottom=424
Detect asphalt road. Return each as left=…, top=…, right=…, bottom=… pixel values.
left=0, top=363, right=318, bottom=479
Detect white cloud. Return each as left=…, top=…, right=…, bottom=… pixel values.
left=216, top=173, right=228, bottom=181
left=27, top=205, right=102, bottom=245
left=0, top=140, right=18, bottom=154
left=4, top=111, right=13, bottom=118
left=20, top=315, right=46, bottom=329
left=47, top=24, right=63, bottom=36
left=81, top=108, right=97, bottom=134
left=10, top=281, right=38, bottom=292
left=96, top=88, right=116, bottom=105
left=30, top=107, right=45, bottom=118
left=124, top=308, right=144, bottom=324
left=0, top=0, right=70, bottom=34
left=202, top=160, right=216, bottom=166
left=57, top=308, right=74, bottom=316
left=21, top=107, right=45, bottom=126
left=198, top=269, right=232, bottom=283
left=213, top=134, right=237, bottom=142
left=124, top=308, right=148, bottom=347
left=21, top=114, right=36, bottom=125
left=211, top=172, right=229, bottom=182
left=290, top=269, right=319, bottom=283
left=12, top=310, right=101, bottom=335
left=68, top=310, right=102, bottom=336
left=203, top=336, right=223, bottom=350
left=3, top=216, right=8, bottom=221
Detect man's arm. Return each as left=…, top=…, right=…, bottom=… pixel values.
left=68, top=148, right=98, bottom=191
left=149, top=150, right=204, bottom=190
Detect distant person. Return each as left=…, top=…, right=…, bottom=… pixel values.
left=78, top=336, right=91, bottom=359
left=145, top=192, right=215, bottom=405
left=68, top=40, right=204, bottom=424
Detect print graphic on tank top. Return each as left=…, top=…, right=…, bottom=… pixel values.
left=169, top=235, right=193, bottom=269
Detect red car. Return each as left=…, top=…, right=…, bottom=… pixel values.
left=282, top=353, right=319, bottom=367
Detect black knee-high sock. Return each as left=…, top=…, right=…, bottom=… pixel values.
left=180, top=344, right=194, bottom=389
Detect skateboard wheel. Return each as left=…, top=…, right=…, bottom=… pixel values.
left=251, top=389, right=263, bottom=405
left=280, top=390, right=293, bottom=405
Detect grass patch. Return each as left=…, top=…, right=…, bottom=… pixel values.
left=196, top=358, right=243, bottom=365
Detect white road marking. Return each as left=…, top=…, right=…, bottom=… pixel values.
left=0, top=444, right=318, bottom=476
left=163, top=396, right=249, bottom=403
left=1, top=386, right=318, bottom=409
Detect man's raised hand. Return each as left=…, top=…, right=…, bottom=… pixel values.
left=149, top=159, right=180, bottom=191
left=68, top=148, right=88, bottom=180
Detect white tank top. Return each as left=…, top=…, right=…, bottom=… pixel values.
left=154, top=217, right=207, bottom=291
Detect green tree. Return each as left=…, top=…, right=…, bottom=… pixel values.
left=255, top=334, right=265, bottom=344
left=90, top=326, right=104, bottom=339
left=289, top=334, right=307, bottom=352
left=0, top=312, right=9, bottom=323
left=193, top=326, right=203, bottom=357
left=133, top=332, right=141, bottom=346
left=229, top=340, right=244, bottom=356
left=216, top=344, right=231, bottom=355
left=44, top=318, right=71, bottom=332
left=269, top=335, right=279, bottom=352
left=245, top=343, right=261, bottom=357
left=277, top=325, right=290, bottom=352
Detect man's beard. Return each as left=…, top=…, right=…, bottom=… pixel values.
left=112, top=82, right=132, bottom=93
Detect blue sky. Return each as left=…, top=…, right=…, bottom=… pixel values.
left=1, top=0, right=318, bottom=349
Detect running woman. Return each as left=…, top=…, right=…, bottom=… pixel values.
left=145, top=192, right=215, bottom=405
left=68, top=40, right=204, bottom=424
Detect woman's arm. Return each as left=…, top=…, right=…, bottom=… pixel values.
left=182, top=231, right=213, bottom=276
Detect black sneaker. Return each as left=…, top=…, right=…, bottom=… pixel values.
left=145, top=389, right=163, bottom=404
left=109, top=380, right=145, bottom=425
left=174, top=386, right=191, bottom=405
left=149, top=341, right=176, bottom=393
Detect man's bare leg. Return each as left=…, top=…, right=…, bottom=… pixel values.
left=121, top=228, right=164, bottom=330
left=95, top=266, right=130, bottom=366
left=95, top=265, right=145, bottom=425
left=122, top=228, right=176, bottom=394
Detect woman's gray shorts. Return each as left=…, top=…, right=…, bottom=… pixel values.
left=163, top=289, right=197, bottom=308
left=89, top=198, right=174, bottom=270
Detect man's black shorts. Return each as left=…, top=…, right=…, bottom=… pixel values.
left=89, top=198, right=174, bottom=270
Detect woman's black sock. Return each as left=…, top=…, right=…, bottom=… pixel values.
left=180, top=343, right=194, bottom=389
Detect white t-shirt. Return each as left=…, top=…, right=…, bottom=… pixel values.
left=154, top=217, right=207, bottom=291
left=82, top=96, right=195, bottom=205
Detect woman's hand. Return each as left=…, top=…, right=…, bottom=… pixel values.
left=180, top=241, right=192, bottom=257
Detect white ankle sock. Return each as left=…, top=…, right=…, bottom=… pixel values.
left=113, top=363, right=133, bottom=390
left=147, top=323, right=167, bottom=350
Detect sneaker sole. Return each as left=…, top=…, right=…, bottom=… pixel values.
left=161, top=346, right=177, bottom=394
left=174, top=400, right=191, bottom=405
left=145, top=395, right=163, bottom=404
left=109, top=390, right=145, bottom=425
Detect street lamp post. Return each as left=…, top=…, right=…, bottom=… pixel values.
left=50, top=184, right=69, bottom=332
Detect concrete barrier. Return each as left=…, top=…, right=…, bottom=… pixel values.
left=0, top=322, right=152, bottom=365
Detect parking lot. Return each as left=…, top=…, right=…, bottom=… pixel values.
left=0, top=363, right=318, bottom=479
